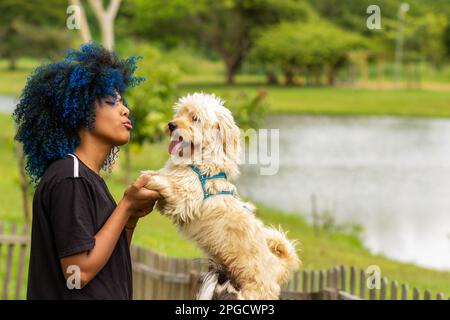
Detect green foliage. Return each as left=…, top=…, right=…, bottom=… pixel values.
left=250, top=20, right=367, bottom=83
left=124, top=44, right=180, bottom=146
left=226, top=88, right=270, bottom=130
left=127, top=0, right=313, bottom=83
left=0, top=0, right=70, bottom=69
left=404, top=13, right=448, bottom=65
left=309, top=0, right=450, bottom=65
left=445, top=24, right=450, bottom=60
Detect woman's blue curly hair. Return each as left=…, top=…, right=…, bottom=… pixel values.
left=13, top=42, right=143, bottom=186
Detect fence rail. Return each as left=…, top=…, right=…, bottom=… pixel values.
left=130, top=245, right=449, bottom=300
left=0, top=223, right=29, bottom=300
left=0, top=224, right=448, bottom=300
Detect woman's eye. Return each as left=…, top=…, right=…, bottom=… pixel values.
left=106, top=100, right=116, bottom=106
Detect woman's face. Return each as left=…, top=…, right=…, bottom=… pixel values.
left=91, top=93, right=133, bottom=146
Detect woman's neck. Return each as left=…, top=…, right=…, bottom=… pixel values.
left=75, top=130, right=112, bottom=174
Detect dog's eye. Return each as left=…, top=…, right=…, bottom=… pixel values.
left=192, top=115, right=200, bottom=122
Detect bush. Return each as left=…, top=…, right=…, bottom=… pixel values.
left=227, top=88, right=269, bottom=130
left=250, top=20, right=367, bottom=85
left=124, top=44, right=180, bottom=146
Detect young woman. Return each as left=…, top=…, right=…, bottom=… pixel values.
left=13, top=42, right=160, bottom=299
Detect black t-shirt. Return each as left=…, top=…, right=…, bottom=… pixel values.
left=27, top=153, right=132, bottom=300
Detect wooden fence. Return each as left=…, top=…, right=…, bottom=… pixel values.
left=0, top=224, right=448, bottom=300
left=0, top=223, right=29, bottom=300
left=130, top=245, right=449, bottom=300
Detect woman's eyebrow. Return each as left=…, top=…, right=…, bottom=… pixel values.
left=107, top=95, right=122, bottom=103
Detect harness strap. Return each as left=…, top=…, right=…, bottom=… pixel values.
left=190, top=165, right=234, bottom=200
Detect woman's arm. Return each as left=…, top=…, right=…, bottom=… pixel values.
left=60, top=175, right=159, bottom=288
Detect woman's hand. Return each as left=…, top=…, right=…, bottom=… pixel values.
left=60, top=175, right=161, bottom=287
left=121, top=174, right=161, bottom=228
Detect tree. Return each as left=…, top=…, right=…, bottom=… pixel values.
left=309, top=0, right=450, bottom=66
left=251, top=20, right=367, bottom=85
left=69, top=0, right=122, bottom=50
left=122, top=44, right=180, bottom=183
left=0, top=0, right=70, bottom=69
left=129, top=0, right=313, bottom=84
left=445, top=23, right=450, bottom=60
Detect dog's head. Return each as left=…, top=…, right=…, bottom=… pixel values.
left=167, top=93, right=240, bottom=179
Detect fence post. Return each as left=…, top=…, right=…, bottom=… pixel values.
left=302, top=271, right=309, bottom=293
left=14, top=224, right=28, bottom=299
left=401, top=283, right=409, bottom=300
left=369, top=286, right=377, bottom=300
left=380, top=277, right=388, bottom=300
left=391, top=280, right=398, bottom=300
left=333, top=266, right=339, bottom=289
left=340, top=265, right=346, bottom=292
left=2, top=223, right=17, bottom=300
left=412, top=288, right=420, bottom=300
left=349, top=266, right=356, bottom=296
left=311, top=271, right=317, bottom=292
left=189, top=271, right=199, bottom=299
left=319, top=270, right=325, bottom=291
left=293, top=271, right=299, bottom=292
left=359, top=269, right=366, bottom=299
left=326, top=269, right=331, bottom=289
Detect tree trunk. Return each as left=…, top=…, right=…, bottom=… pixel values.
left=124, top=145, right=132, bottom=185
left=69, top=0, right=92, bottom=43
left=266, top=71, right=278, bottom=85
left=222, top=50, right=245, bottom=85
left=225, top=63, right=236, bottom=85
left=284, top=70, right=295, bottom=85
left=327, top=67, right=337, bottom=86
left=313, top=67, right=322, bottom=86
left=8, top=56, right=17, bottom=71
left=16, top=143, right=30, bottom=226
left=88, top=0, right=121, bottom=50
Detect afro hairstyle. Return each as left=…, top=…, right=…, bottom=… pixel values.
left=13, top=42, right=144, bottom=186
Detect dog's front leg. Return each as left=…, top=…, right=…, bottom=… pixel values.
left=140, top=171, right=175, bottom=212
left=140, top=171, right=200, bottom=223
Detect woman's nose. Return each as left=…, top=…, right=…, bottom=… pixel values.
left=121, top=105, right=130, bottom=117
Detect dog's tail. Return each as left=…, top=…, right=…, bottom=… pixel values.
left=197, top=271, right=219, bottom=300
left=265, top=226, right=301, bottom=273
left=197, top=266, right=242, bottom=300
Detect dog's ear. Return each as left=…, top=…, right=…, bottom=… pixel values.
left=217, top=110, right=240, bottom=162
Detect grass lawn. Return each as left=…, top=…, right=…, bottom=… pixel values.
left=2, top=58, right=450, bottom=119
left=1, top=55, right=450, bottom=298
left=180, top=84, right=450, bottom=118
left=0, top=112, right=449, bottom=298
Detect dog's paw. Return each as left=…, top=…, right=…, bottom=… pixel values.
left=140, top=170, right=158, bottom=177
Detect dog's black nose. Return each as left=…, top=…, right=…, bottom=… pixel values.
left=168, top=122, right=177, bottom=132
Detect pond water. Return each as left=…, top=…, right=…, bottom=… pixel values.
left=0, top=96, right=16, bottom=113
left=237, top=114, right=450, bottom=271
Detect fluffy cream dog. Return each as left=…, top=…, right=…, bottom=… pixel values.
left=141, top=93, right=300, bottom=299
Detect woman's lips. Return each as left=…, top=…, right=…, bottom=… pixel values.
left=123, top=121, right=133, bottom=130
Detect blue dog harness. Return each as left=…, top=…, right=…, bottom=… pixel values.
left=190, top=165, right=235, bottom=200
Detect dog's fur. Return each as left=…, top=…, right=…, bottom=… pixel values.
left=141, top=93, right=300, bottom=299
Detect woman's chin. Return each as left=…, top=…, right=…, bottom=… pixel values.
left=114, top=134, right=131, bottom=146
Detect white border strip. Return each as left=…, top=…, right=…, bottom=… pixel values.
left=67, top=153, right=79, bottom=178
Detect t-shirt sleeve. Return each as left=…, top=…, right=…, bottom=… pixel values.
left=48, top=177, right=96, bottom=258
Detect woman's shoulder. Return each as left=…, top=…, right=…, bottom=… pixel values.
left=34, top=156, right=88, bottom=205
left=43, top=155, right=80, bottom=182
left=38, top=156, right=93, bottom=193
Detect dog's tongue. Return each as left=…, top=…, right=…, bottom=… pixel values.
left=168, top=140, right=182, bottom=155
